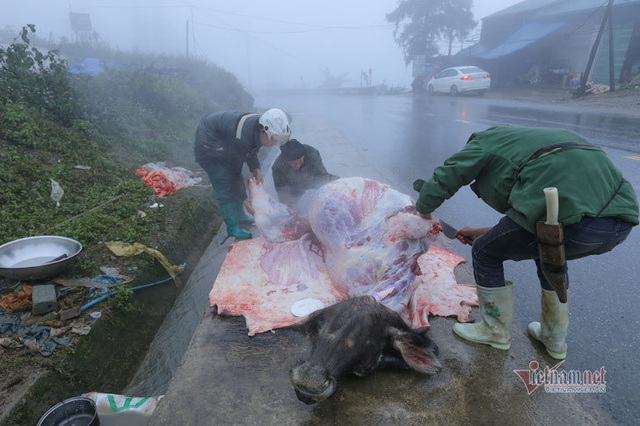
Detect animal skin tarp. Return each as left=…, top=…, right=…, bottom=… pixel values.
left=209, top=177, right=477, bottom=336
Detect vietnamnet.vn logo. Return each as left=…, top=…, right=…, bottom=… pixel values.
left=513, top=360, right=607, bottom=395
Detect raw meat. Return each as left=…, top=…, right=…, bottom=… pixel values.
left=209, top=177, right=477, bottom=335
left=307, top=177, right=441, bottom=312
left=406, top=245, right=478, bottom=328
left=211, top=234, right=346, bottom=335
left=248, top=178, right=311, bottom=243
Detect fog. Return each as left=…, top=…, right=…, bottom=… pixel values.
left=2, top=1, right=521, bottom=93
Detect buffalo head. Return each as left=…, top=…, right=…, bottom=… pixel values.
left=289, top=296, right=441, bottom=404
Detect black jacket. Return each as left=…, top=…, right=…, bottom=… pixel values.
left=194, top=110, right=261, bottom=171
left=272, top=144, right=338, bottom=206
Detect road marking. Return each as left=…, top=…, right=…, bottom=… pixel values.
left=625, top=156, right=640, bottom=161
left=424, top=112, right=435, bottom=116
left=456, top=119, right=472, bottom=124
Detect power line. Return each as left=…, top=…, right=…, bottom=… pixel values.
left=191, top=20, right=392, bottom=35
left=179, top=3, right=394, bottom=31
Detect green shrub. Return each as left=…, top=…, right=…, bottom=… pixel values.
left=0, top=102, right=44, bottom=147
left=0, top=25, right=76, bottom=124
left=0, top=25, right=249, bottom=248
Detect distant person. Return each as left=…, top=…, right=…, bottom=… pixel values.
left=411, top=75, right=427, bottom=93
left=413, top=125, right=638, bottom=360
left=194, top=108, right=291, bottom=239
left=272, top=139, right=338, bottom=208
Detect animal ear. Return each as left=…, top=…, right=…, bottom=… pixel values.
left=392, top=331, right=442, bottom=375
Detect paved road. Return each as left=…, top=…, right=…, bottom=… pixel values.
left=147, top=93, right=638, bottom=424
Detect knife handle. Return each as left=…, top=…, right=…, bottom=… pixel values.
left=544, top=187, right=559, bottom=225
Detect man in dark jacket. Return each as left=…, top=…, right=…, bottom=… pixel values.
left=272, top=139, right=338, bottom=208
left=414, top=125, right=638, bottom=360
left=194, top=108, right=291, bottom=239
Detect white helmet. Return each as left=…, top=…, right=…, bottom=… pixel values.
left=259, top=108, right=291, bottom=145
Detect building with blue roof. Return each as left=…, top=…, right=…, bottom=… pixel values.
left=445, top=0, right=640, bottom=88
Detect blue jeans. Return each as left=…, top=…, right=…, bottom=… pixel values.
left=472, top=216, right=634, bottom=290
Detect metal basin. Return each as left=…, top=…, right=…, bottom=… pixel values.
left=37, top=396, right=99, bottom=426
left=0, top=236, right=83, bottom=281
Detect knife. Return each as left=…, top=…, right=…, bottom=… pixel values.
left=536, top=187, right=568, bottom=302
left=439, top=220, right=474, bottom=244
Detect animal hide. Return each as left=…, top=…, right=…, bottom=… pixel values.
left=209, top=177, right=477, bottom=335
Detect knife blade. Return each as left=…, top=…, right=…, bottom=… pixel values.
left=439, top=220, right=473, bottom=244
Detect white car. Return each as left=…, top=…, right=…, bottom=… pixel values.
left=426, top=66, right=491, bottom=96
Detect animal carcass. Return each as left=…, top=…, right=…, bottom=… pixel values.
left=289, top=296, right=441, bottom=404
left=209, top=177, right=476, bottom=336
left=306, top=177, right=440, bottom=312
left=248, top=177, right=311, bottom=243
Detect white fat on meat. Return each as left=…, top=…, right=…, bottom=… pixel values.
left=210, top=234, right=345, bottom=335
left=211, top=176, right=477, bottom=335
left=307, top=177, right=440, bottom=312
left=248, top=177, right=311, bottom=243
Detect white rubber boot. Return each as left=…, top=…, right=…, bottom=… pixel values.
left=453, top=282, right=514, bottom=350
left=528, top=289, right=568, bottom=360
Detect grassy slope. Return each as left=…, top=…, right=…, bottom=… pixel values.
left=0, top=27, right=253, bottom=425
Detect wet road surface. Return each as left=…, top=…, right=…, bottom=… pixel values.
left=145, top=93, right=639, bottom=424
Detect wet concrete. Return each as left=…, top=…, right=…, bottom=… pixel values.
left=147, top=113, right=611, bottom=425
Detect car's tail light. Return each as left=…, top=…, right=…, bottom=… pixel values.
left=485, top=74, right=491, bottom=79
left=461, top=75, right=472, bottom=80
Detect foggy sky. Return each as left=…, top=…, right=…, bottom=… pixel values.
left=2, top=1, right=522, bottom=93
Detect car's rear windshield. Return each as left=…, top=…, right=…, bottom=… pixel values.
left=460, top=67, right=484, bottom=74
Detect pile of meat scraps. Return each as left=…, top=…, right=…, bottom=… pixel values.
left=135, top=162, right=202, bottom=197
left=209, top=177, right=477, bottom=336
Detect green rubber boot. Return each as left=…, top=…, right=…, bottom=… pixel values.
left=235, top=201, right=255, bottom=226
left=528, top=289, right=569, bottom=360
left=221, top=203, right=252, bottom=240
left=453, top=282, right=514, bottom=350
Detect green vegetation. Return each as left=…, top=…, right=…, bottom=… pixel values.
left=0, top=25, right=251, bottom=248
left=0, top=25, right=254, bottom=425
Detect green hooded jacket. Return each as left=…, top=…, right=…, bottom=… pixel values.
left=415, top=125, right=639, bottom=233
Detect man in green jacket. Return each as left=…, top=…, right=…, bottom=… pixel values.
left=414, top=125, right=638, bottom=359
left=272, top=139, right=338, bottom=209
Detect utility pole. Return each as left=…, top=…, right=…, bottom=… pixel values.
left=608, top=3, right=615, bottom=92
left=577, top=0, right=614, bottom=98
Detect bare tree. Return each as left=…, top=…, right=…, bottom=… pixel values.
left=318, top=68, right=350, bottom=89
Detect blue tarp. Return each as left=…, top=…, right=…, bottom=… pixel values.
left=477, top=21, right=564, bottom=60
left=68, top=57, right=104, bottom=76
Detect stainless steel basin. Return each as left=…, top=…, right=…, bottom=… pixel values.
left=0, top=235, right=83, bottom=281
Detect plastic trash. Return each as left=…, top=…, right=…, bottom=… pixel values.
left=134, top=162, right=202, bottom=197
left=82, top=392, right=164, bottom=425
left=50, top=178, right=64, bottom=207
left=91, top=274, right=123, bottom=285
